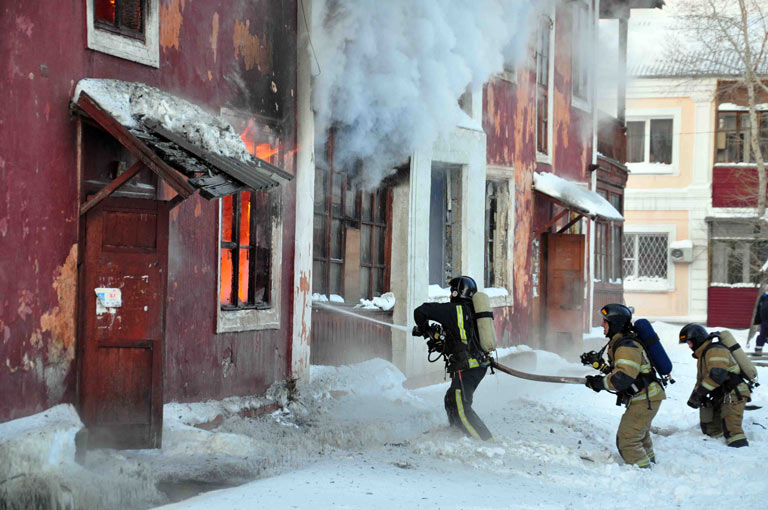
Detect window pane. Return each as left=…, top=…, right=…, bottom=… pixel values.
left=314, top=169, right=327, bottom=212
left=120, top=0, right=143, bottom=31
left=330, top=262, right=343, bottom=296
left=313, top=260, right=325, bottom=296
left=637, top=235, right=667, bottom=278
left=623, top=234, right=636, bottom=277
left=611, top=226, right=622, bottom=280
left=94, top=0, right=116, bottom=23
left=313, top=214, right=326, bottom=258
left=332, top=174, right=342, bottom=217
left=238, top=248, right=250, bottom=303
left=374, top=268, right=384, bottom=296
left=361, top=193, right=372, bottom=222
left=360, top=266, right=371, bottom=299
left=220, top=249, right=234, bottom=305
left=331, top=219, right=342, bottom=260
left=375, top=226, right=386, bottom=265
left=649, top=119, right=672, bottom=164
left=361, top=224, right=372, bottom=264
left=375, top=190, right=387, bottom=223
left=222, top=195, right=234, bottom=243
left=345, top=184, right=356, bottom=218
left=626, top=121, right=645, bottom=163
left=253, top=250, right=269, bottom=303
left=239, top=191, right=251, bottom=246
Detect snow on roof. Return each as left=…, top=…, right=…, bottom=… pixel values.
left=533, top=172, right=623, bottom=222
left=73, top=79, right=253, bottom=163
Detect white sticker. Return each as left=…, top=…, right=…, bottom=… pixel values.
left=95, top=288, right=122, bottom=308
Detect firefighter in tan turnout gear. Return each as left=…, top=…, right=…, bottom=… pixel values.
left=584, top=304, right=666, bottom=468
left=679, top=324, right=750, bottom=447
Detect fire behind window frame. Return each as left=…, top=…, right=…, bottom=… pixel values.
left=93, top=0, right=147, bottom=42
left=219, top=191, right=272, bottom=310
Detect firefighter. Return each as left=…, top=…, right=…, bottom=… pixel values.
left=413, top=276, right=493, bottom=441
left=584, top=304, right=666, bottom=468
left=679, top=323, right=750, bottom=447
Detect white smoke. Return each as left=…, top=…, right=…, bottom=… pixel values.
left=310, top=0, right=548, bottom=189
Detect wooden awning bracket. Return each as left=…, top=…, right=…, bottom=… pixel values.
left=557, top=213, right=584, bottom=234
left=533, top=208, right=568, bottom=238
left=76, top=92, right=196, bottom=200
left=79, top=160, right=144, bottom=216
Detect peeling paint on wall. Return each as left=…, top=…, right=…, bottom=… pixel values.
left=298, top=269, right=311, bottom=343
left=39, top=244, right=77, bottom=364
left=17, top=290, right=33, bottom=321
left=233, top=20, right=272, bottom=73
left=160, top=0, right=185, bottom=51
left=211, top=12, right=219, bottom=64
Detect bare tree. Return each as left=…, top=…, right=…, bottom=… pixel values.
left=673, top=0, right=768, bottom=216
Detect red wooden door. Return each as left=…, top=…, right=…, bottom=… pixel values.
left=79, top=197, right=168, bottom=449
left=542, top=233, right=585, bottom=355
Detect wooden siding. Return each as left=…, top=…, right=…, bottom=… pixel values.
left=712, top=165, right=766, bottom=208
left=707, top=287, right=757, bottom=328
left=309, top=307, right=392, bottom=366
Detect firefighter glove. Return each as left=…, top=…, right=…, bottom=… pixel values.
left=687, top=386, right=708, bottom=409
left=585, top=375, right=604, bottom=393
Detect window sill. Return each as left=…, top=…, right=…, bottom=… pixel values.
left=571, top=95, right=592, bottom=114
left=627, top=162, right=677, bottom=175
left=624, top=282, right=673, bottom=293
left=536, top=152, right=552, bottom=165
left=217, top=306, right=280, bottom=332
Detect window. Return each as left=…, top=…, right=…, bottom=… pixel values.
left=429, top=165, right=462, bottom=285
left=623, top=233, right=669, bottom=285
left=716, top=111, right=768, bottom=163
left=710, top=221, right=768, bottom=285
left=220, top=191, right=272, bottom=309
left=595, top=223, right=607, bottom=281
left=313, top=147, right=392, bottom=302
left=94, top=0, right=145, bottom=39
left=87, top=0, right=159, bottom=67
left=484, top=180, right=513, bottom=290
left=536, top=16, right=553, bottom=156
left=571, top=1, right=592, bottom=107
left=594, top=190, right=623, bottom=284
left=626, top=119, right=673, bottom=164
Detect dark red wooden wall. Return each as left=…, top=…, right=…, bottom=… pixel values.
left=712, top=165, right=767, bottom=208
left=0, top=0, right=297, bottom=421
left=707, top=287, right=757, bottom=329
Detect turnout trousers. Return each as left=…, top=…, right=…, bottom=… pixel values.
left=444, top=366, right=492, bottom=441
left=616, top=399, right=661, bottom=468
left=700, top=394, right=748, bottom=446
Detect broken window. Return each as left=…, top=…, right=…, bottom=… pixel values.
left=429, top=165, right=462, bottom=286
left=94, top=0, right=145, bottom=39
left=571, top=0, right=591, bottom=105
left=313, top=144, right=392, bottom=301
left=484, top=180, right=511, bottom=289
left=716, top=111, right=768, bottom=164
left=626, top=119, right=672, bottom=164
left=536, top=15, right=552, bottom=155
left=220, top=191, right=272, bottom=310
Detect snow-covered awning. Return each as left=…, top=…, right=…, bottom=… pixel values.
left=533, top=172, right=624, bottom=223
left=71, top=79, right=292, bottom=203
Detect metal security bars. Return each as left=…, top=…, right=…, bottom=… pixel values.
left=623, top=233, right=668, bottom=281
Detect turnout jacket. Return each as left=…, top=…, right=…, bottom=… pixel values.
left=693, top=339, right=751, bottom=401
left=413, top=301, right=489, bottom=372
left=602, top=332, right=666, bottom=403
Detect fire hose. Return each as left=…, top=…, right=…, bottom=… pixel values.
left=490, top=359, right=587, bottom=385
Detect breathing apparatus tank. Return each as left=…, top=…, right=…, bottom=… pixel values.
left=472, top=291, right=497, bottom=352
left=715, top=330, right=758, bottom=382
left=633, top=319, right=673, bottom=377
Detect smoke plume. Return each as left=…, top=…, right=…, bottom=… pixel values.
left=310, top=0, right=547, bottom=189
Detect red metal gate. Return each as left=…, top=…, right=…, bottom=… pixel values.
left=78, top=197, right=168, bottom=449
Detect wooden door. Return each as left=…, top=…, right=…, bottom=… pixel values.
left=542, top=233, right=585, bottom=355
left=79, top=197, right=169, bottom=449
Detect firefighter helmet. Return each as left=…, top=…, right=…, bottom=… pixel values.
left=449, top=276, right=477, bottom=301
left=600, top=303, right=632, bottom=337
left=679, top=323, right=709, bottom=350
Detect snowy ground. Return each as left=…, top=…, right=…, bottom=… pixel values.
left=2, top=322, right=766, bottom=510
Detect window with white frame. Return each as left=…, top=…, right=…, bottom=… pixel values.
left=429, top=165, right=462, bottom=285
left=87, top=0, right=159, bottom=67
left=710, top=220, right=768, bottom=285
left=627, top=119, right=672, bottom=164
left=571, top=0, right=592, bottom=108
left=623, top=232, right=671, bottom=290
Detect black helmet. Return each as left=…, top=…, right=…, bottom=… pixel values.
left=679, top=323, right=709, bottom=350
left=449, top=276, right=477, bottom=301
left=600, top=303, right=632, bottom=337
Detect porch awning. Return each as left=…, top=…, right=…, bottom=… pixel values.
left=71, top=79, right=292, bottom=204
left=533, top=172, right=624, bottom=223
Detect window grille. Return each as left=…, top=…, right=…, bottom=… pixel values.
left=624, top=233, right=667, bottom=280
